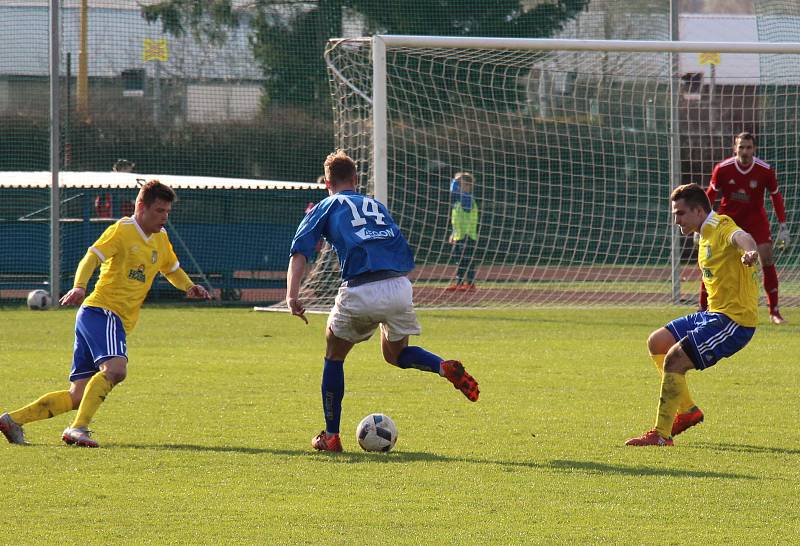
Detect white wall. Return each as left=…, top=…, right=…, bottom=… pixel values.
left=186, top=84, right=263, bottom=123
left=679, top=15, right=760, bottom=85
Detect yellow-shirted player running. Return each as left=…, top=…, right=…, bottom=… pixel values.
left=0, top=180, right=210, bottom=447
left=626, top=183, right=759, bottom=446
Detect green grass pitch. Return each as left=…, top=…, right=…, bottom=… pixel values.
left=1, top=306, right=799, bottom=544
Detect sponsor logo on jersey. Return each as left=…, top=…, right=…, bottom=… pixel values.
left=731, top=189, right=750, bottom=203
left=151, top=250, right=158, bottom=264
left=128, top=264, right=146, bottom=283
left=355, top=227, right=395, bottom=240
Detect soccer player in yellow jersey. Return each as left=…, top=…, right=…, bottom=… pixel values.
left=626, top=183, right=759, bottom=447
left=0, top=180, right=209, bottom=447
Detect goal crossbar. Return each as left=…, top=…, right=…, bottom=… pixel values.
left=366, top=36, right=800, bottom=54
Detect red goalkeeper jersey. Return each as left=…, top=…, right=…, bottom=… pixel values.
left=707, top=156, right=786, bottom=225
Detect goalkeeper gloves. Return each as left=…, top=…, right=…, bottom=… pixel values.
left=775, top=223, right=790, bottom=250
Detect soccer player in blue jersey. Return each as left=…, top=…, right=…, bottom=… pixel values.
left=287, top=150, right=480, bottom=452
left=0, top=180, right=210, bottom=448
left=626, top=183, right=759, bottom=446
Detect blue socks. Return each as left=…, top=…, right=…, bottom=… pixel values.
left=322, top=358, right=345, bottom=434
left=396, top=346, right=442, bottom=374
left=321, top=350, right=440, bottom=434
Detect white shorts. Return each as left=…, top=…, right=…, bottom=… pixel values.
left=327, top=276, right=421, bottom=343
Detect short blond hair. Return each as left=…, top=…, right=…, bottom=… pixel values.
left=324, top=150, right=357, bottom=186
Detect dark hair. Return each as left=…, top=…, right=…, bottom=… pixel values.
left=670, top=183, right=711, bottom=213
left=735, top=132, right=756, bottom=146
left=324, top=149, right=357, bottom=186
left=137, top=180, right=176, bottom=207
left=113, top=159, right=135, bottom=172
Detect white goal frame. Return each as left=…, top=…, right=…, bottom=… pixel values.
left=361, top=36, right=800, bottom=305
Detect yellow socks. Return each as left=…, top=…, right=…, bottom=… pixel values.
left=655, top=372, right=688, bottom=438
left=70, top=371, right=114, bottom=429
left=650, top=353, right=696, bottom=414
left=9, top=390, right=73, bottom=425
left=8, top=371, right=119, bottom=430
left=650, top=354, right=665, bottom=374
left=677, top=384, right=697, bottom=415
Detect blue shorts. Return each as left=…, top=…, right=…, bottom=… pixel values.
left=665, top=311, right=755, bottom=371
left=70, top=306, right=128, bottom=382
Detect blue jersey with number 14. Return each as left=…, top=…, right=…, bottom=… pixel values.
left=289, top=190, right=415, bottom=281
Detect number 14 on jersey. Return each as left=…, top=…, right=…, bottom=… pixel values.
left=337, top=195, right=386, bottom=227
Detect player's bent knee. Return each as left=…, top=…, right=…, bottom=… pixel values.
left=69, top=380, right=88, bottom=408
left=69, top=390, right=83, bottom=409
left=647, top=328, right=674, bottom=355
left=101, top=358, right=128, bottom=385
left=105, top=370, right=127, bottom=384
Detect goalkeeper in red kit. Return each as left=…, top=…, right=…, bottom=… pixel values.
left=701, top=132, right=790, bottom=324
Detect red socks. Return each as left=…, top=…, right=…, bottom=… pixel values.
left=763, top=264, right=779, bottom=313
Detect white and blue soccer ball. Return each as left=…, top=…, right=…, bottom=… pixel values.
left=26, top=289, right=52, bottom=310
left=356, top=413, right=398, bottom=452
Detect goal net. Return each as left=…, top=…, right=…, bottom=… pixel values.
left=311, top=36, right=800, bottom=309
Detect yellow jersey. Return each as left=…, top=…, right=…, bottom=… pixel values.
left=698, top=213, right=759, bottom=327
left=451, top=201, right=479, bottom=241
left=82, top=217, right=182, bottom=332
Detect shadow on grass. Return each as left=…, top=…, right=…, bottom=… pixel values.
left=113, top=443, right=754, bottom=479
left=547, top=459, right=755, bottom=480
left=115, top=442, right=462, bottom=463
left=690, top=442, right=800, bottom=456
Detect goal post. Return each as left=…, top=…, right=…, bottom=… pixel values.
left=318, top=36, right=800, bottom=309
left=372, top=36, right=389, bottom=205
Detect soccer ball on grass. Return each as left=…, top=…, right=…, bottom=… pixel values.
left=356, top=413, right=398, bottom=452
left=27, top=289, right=52, bottom=310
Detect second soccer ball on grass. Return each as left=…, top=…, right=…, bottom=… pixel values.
left=27, top=289, right=52, bottom=310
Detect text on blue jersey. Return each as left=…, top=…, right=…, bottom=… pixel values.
left=289, top=190, right=415, bottom=281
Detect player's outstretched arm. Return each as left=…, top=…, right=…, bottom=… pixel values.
left=732, top=230, right=759, bottom=266
left=60, top=250, right=100, bottom=306
left=164, top=267, right=211, bottom=300
left=286, top=253, right=308, bottom=324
